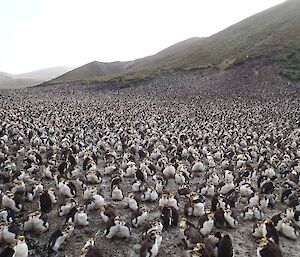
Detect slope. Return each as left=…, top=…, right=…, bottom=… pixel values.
left=46, top=0, right=300, bottom=85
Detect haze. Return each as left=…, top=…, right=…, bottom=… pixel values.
left=0, top=0, right=285, bottom=74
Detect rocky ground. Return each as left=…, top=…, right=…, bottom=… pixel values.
left=0, top=59, right=299, bottom=257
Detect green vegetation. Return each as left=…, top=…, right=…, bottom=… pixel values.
left=45, top=0, right=300, bottom=85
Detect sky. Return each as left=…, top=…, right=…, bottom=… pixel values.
left=0, top=0, right=285, bottom=74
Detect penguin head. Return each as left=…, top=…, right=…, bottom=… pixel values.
left=16, top=235, right=26, bottom=242
left=179, top=217, right=189, bottom=229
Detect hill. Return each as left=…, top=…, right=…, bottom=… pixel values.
left=0, top=67, right=73, bottom=89
left=46, top=0, right=300, bottom=85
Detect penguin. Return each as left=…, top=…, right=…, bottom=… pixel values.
left=58, top=198, right=78, bottom=216
left=105, top=216, right=131, bottom=239
left=0, top=208, right=15, bottom=224
left=2, top=191, right=22, bottom=212
left=132, top=179, right=146, bottom=192
left=2, top=223, right=19, bottom=244
left=180, top=244, right=210, bottom=257
left=160, top=205, right=179, bottom=229
left=132, top=206, right=149, bottom=228
left=124, top=192, right=139, bottom=211
left=0, top=244, right=15, bottom=257
left=140, top=231, right=162, bottom=257
left=178, top=185, right=191, bottom=196
left=83, top=185, right=97, bottom=200
left=13, top=235, right=28, bottom=257
left=261, top=219, right=279, bottom=244
left=142, top=219, right=163, bottom=240
left=80, top=237, right=103, bottom=257
left=162, top=163, right=176, bottom=178
left=86, top=169, right=102, bottom=184
left=223, top=208, right=238, bottom=228
left=252, top=220, right=264, bottom=238
left=179, top=217, right=203, bottom=248
left=197, top=210, right=214, bottom=236
left=214, top=207, right=226, bottom=229
left=75, top=206, right=89, bottom=226
left=184, top=193, right=205, bottom=217
left=141, top=187, right=158, bottom=202
left=218, top=234, right=233, bottom=257
left=87, top=193, right=105, bottom=211
left=111, top=185, right=124, bottom=201
left=135, top=168, right=148, bottom=182
left=257, top=237, right=283, bottom=257
left=281, top=218, right=298, bottom=240
left=39, top=190, right=53, bottom=213
left=100, top=204, right=117, bottom=223
left=48, top=223, right=74, bottom=252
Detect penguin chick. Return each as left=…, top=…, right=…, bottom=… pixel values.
left=100, top=204, right=117, bottom=223
left=39, top=190, right=53, bottom=213
left=160, top=205, right=179, bottom=229
left=179, top=217, right=203, bottom=248
left=257, top=237, right=283, bottom=257
left=80, top=237, right=103, bottom=257
left=218, top=234, right=233, bottom=257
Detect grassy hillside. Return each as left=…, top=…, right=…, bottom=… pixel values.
left=46, top=0, right=300, bottom=85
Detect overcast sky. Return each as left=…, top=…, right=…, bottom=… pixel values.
left=0, top=0, right=285, bottom=74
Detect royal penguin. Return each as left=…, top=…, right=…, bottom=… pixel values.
left=0, top=208, right=15, bottom=224
left=124, top=192, right=139, bottom=211
left=100, top=204, right=117, bottom=223
left=259, top=219, right=279, bottom=244
left=184, top=193, right=205, bottom=217
left=13, top=235, right=28, bottom=257
left=2, top=191, right=22, bottom=212
left=224, top=208, right=238, bottom=228
left=58, top=198, right=78, bottom=216
left=111, top=185, right=124, bottom=201
left=218, top=234, right=233, bottom=257
left=86, top=169, right=102, bottom=184
left=281, top=218, right=298, bottom=240
left=141, top=187, right=158, bottom=202
left=66, top=206, right=89, bottom=226
left=1, top=223, right=19, bottom=244
left=142, top=219, right=163, bottom=240
left=197, top=210, right=214, bottom=236
left=140, top=231, right=162, bottom=257
left=132, top=179, right=146, bottom=192
left=58, top=178, right=77, bottom=198
left=80, top=237, right=103, bottom=257
left=179, top=217, right=203, bottom=248
left=104, top=216, right=131, bottom=239
left=132, top=206, right=149, bottom=227
left=48, top=223, right=74, bottom=253
left=256, top=237, right=283, bottom=257
left=162, top=163, right=176, bottom=178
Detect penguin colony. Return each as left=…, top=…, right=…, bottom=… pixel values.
left=0, top=66, right=300, bottom=257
